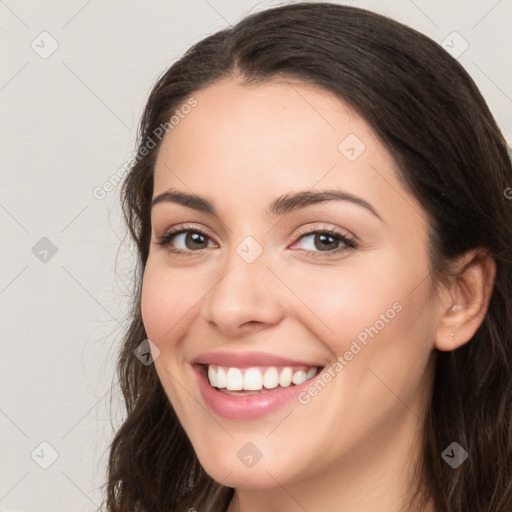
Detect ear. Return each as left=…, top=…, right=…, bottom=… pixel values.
left=434, top=248, right=496, bottom=351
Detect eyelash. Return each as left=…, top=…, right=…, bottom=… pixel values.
left=156, top=224, right=356, bottom=258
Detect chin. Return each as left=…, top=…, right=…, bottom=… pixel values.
left=193, top=441, right=303, bottom=490
left=206, top=463, right=286, bottom=489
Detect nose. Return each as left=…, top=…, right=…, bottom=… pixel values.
left=201, top=248, right=287, bottom=337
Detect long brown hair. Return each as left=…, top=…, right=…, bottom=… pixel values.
left=100, top=3, right=512, bottom=511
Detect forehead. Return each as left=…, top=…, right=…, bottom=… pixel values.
left=159, top=77, right=367, bottom=155
left=152, top=78, right=422, bottom=226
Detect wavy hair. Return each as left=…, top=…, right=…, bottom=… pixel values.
left=100, top=3, right=512, bottom=511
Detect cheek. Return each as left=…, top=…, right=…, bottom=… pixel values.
left=283, top=247, right=434, bottom=366
left=140, top=261, right=200, bottom=347
left=140, top=261, right=201, bottom=417
left=282, top=260, right=404, bottom=349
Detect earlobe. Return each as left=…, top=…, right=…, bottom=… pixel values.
left=434, top=248, right=496, bottom=352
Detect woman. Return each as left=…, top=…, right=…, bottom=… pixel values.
left=102, top=3, right=512, bottom=511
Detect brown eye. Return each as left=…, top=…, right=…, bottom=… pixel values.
left=157, top=227, right=216, bottom=256
left=294, top=229, right=355, bottom=255
left=181, top=231, right=209, bottom=250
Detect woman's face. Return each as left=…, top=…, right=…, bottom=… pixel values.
left=141, top=78, right=438, bottom=491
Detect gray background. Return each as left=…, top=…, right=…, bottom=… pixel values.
left=1, top=0, right=511, bottom=510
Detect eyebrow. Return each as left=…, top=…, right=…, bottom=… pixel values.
left=150, top=188, right=384, bottom=222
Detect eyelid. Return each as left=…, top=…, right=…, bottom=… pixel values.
left=157, top=222, right=352, bottom=243
left=156, top=222, right=218, bottom=244
left=156, top=221, right=357, bottom=257
left=292, top=222, right=355, bottom=242
left=289, top=225, right=356, bottom=256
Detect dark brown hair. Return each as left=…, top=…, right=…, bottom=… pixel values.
left=100, top=3, right=512, bottom=511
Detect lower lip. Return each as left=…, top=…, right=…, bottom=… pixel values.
left=194, top=365, right=317, bottom=420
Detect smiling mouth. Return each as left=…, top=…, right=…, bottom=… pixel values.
left=202, top=364, right=322, bottom=395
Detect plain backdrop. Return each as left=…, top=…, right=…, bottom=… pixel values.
left=1, top=1, right=511, bottom=510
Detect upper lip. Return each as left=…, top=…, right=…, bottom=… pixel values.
left=191, top=351, right=323, bottom=368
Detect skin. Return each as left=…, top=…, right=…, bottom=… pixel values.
left=140, top=77, right=495, bottom=512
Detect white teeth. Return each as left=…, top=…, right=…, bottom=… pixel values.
left=208, top=365, right=217, bottom=387
left=243, top=368, right=263, bottom=391
left=306, top=367, right=317, bottom=380
left=263, top=367, right=279, bottom=389
left=278, top=367, right=293, bottom=387
left=292, top=370, right=307, bottom=385
left=216, top=367, right=227, bottom=389
left=206, top=364, right=319, bottom=391
left=226, top=368, right=243, bottom=390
